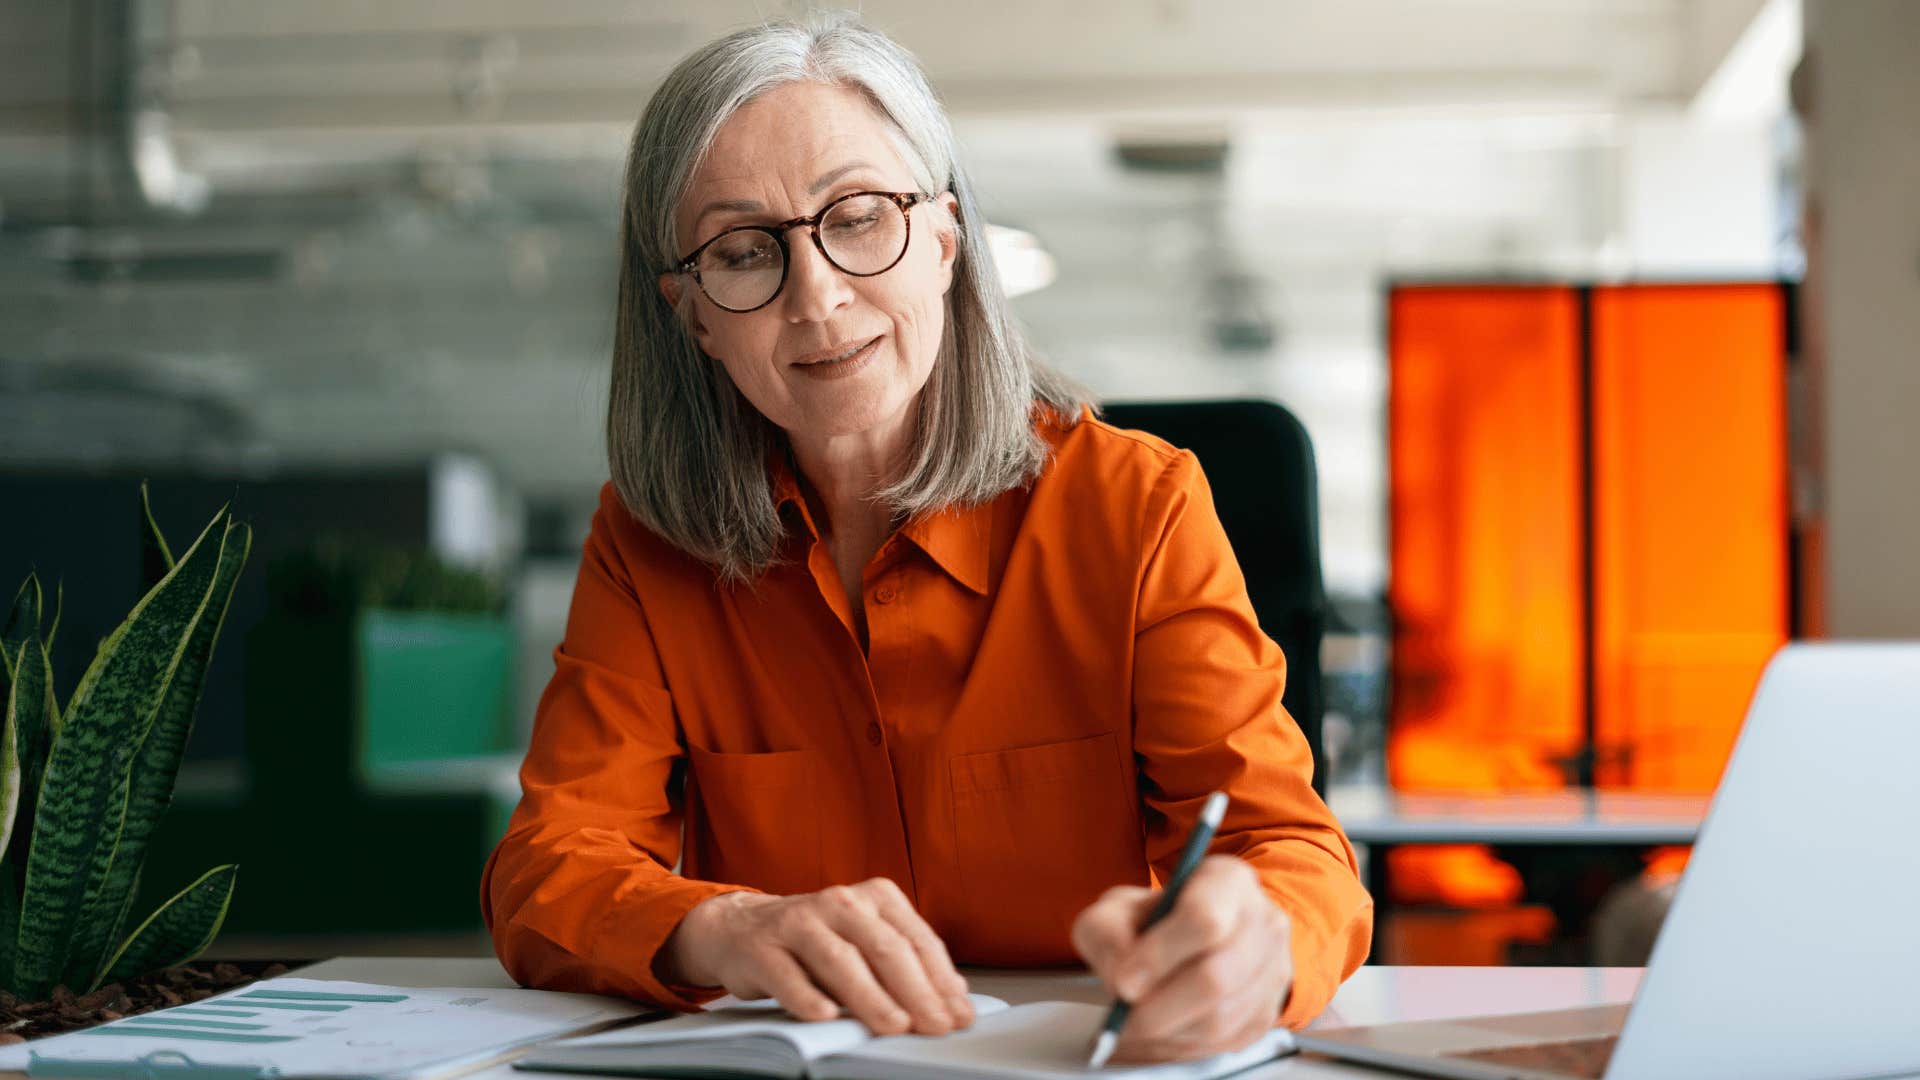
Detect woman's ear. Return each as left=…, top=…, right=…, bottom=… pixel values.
left=934, top=192, right=961, bottom=288
left=658, top=272, right=714, bottom=345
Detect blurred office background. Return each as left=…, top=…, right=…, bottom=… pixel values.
left=2, top=0, right=1914, bottom=964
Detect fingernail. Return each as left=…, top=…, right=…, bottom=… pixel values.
left=1115, top=970, right=1142, bottom=1001
left=948, top=994, right=974, bottom=1025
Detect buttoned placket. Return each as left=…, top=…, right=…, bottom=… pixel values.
left=793, top=519, right=922, bottom=901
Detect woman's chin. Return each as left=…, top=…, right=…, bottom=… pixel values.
left=792, top=407, right=892, bottom=441
left=785, top=390, right=918, bottom=444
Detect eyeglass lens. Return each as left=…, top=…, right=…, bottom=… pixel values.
left=696, top=193, right=908, bottom=311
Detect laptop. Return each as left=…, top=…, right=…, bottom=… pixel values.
left=1296, top=642, right=1920, bottom=1080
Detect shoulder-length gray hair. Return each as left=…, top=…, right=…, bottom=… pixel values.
left=608, top=9, right=1094, bottom=586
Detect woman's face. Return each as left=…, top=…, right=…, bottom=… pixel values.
left=660, top=81, right=961, bottom=447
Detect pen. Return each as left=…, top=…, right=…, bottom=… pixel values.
left=1086, top=789, right=1229, bottom=1069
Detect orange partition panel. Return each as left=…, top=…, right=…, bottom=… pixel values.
left=1590, top=284, right=1788, bottom=792
left=1388, top=286, right=1586, bottom=795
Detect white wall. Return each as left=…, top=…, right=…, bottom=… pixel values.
left=1619, top=112, right=1778, bottom=275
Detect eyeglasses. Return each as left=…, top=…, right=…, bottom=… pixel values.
left=669, top=190, right=938, bottom=313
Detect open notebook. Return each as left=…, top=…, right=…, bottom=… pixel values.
left=513, top=994, right=1293, bottom=1080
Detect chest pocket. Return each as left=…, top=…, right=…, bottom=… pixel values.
left=948, top=732, right=1147, bottom=964
left=685, top=744, right=823, bottom=896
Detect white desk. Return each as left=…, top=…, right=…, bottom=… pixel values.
left=1328, top=785, right=1708, bottom=846
left=291, top=956, right=1643, bottom=1078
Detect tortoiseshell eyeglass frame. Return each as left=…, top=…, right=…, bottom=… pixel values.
left=669, top=190, right=940, bottom=313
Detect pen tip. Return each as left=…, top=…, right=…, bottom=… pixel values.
left=1087, top=1031, right=1117, bottom=1069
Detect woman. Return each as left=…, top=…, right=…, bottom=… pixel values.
left=480, top=11, right=1371, bottom=1064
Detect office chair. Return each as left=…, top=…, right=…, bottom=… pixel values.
left=1096, top=399, right=1330, bottom=797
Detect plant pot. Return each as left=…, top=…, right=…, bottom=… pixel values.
left=0, top=959, right=310, bottom=1044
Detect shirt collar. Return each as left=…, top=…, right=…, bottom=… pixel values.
left=899, top=500, right=991, bottom=596
left=768, top=440, right=807, bottom=520
left=766, top=440, right=991, bottom=596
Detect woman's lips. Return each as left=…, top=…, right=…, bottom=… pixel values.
left=794, top=336, right=879, bottom=367
left=793, top=336, right=881, bottom=380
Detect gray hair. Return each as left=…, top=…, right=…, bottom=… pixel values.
left=607, top=8, right=1094, bottom=586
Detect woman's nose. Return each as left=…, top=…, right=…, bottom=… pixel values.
left=781, top=229, right=855, bottom=322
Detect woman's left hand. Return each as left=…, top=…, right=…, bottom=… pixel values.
left=1070, top=855, right=1293, bottom=1064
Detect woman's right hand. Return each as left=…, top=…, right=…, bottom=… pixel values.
left=655, top=877, right=976, bottom=1037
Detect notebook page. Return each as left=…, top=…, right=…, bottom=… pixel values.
left=526, top=993, right=1010, bottom=1061
left=817, top=1001, right=1294, bottom=1080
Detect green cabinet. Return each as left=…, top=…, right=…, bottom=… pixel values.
left=356, top=611, right=515, bottom=773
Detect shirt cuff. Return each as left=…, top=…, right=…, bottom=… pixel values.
left=590, top=874, right=762, bottom=1011
left=1278, top=930, right=1336, bottom=1029
left=1277, top=902, right=1373, bottom=1029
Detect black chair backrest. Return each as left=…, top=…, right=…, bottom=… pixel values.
left=1095, top=399, right=1329, bottom=795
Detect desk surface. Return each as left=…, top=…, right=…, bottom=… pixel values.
left=289, top=956, right=1644, bottom=1079
left=1327, top=785, right=1709, bottom=845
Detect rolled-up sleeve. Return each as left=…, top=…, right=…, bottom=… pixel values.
left=1130, top=450, right=1374, bottom=1029
left=479, top=494, right=757, bottom=1010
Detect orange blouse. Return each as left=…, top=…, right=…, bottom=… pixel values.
left=480, top=406, right=1372, bottom=1027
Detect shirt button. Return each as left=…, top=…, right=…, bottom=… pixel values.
left=866, top=722, right=884, bottom=746
left=874, top=584, right=897, bottom=605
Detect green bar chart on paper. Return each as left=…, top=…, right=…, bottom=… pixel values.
left=0, top=978, right=652, bottom=1078
left=80, top=986, right=411, bottom=1045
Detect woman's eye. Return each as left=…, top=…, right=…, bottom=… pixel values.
left=829, top=214, right=881, bottom=233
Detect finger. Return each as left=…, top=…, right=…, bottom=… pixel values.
left=1111, top=977, right=1275, bottom=1065
left=742, top=946, right=840, bottom=1023
left=1124, top=906, right=1277, bottom=1041
left=1113, top=938, right=1281, bottom=1068
left=825, top=884, right=955, bottom=1035
left=863, top=879, right=976, bottom=1027
left=780, top=904, right=913, bottom=1036
left=1111, top=859, right=1259, bottom=1001
left=1070, top=884, right=1157, bottom=986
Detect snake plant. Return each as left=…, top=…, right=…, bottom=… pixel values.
left=0, top=485, right=247, bottom=1000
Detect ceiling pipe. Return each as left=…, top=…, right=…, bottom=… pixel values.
left=67, top=0, right=209, bottom=223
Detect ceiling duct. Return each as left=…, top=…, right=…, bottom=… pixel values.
left=1, top=0, right=211, bottom=225
left=1, top=3, right=271, bottom=285
left=1111, top=131, right=1230, bottom=175
left=1108, top=128, right=1278, bottom=356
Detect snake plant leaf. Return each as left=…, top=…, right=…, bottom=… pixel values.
left=96, top=864, right=236, bottom=990
left=0, top=855, right=15, bottom=992
left=12, top=504, right=230, bottom=1000
left=72, top=520, right=250, bottom=991
left=62, top=767, right=133, bottom=992
left=1, top=575, right=40, bottom=683
left=0, top=638, right=41, bottom=866
left=45, top=580, right=62, bottom=658
left=93, top=863, right=141, bottom=993
left=0, top=638, right=51, bottom=993
left=0, top=682, right=26, bottom=989
left=139, top=482, right=176, bottom=596
left=0, top=667, right=25, bottom=938
left=10, top=642, right=57, bottom=870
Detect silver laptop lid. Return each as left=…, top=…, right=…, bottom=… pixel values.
left=1608, top=642, right=1920, bottom=1080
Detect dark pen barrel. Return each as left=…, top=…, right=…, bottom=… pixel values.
left=1088, top=790, right=1230, bottom=1067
